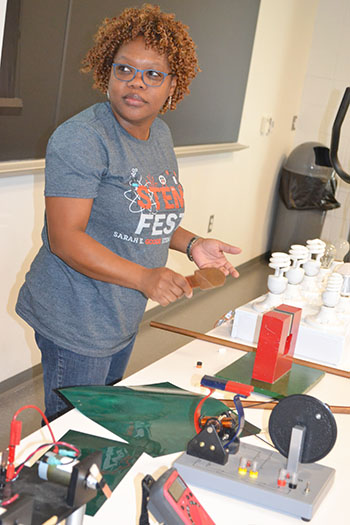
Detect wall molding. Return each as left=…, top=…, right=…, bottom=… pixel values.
left=0, top=158, right=45, bottom=176
left=0, top=143, right=248, bottom=177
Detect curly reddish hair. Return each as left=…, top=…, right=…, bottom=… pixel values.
left=81, top=4, right=200, bottom=114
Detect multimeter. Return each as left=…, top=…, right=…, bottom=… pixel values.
left=144, top=467, right=215, bottom=525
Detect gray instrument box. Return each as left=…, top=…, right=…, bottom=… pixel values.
left=174, top=442, right=335, bottom=521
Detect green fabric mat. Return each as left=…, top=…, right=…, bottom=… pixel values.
left=58, top=430, right=143, bottom=516
left=216, top=353, right=325, bottom=399
left=59, top=382, right=260, bottom=457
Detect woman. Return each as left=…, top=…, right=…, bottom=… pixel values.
left=16, top=4, right=241, bottom=420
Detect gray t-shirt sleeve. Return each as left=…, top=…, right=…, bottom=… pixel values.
left=45, top=122, right=108, bottom=198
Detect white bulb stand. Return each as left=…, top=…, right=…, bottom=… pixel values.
left=306, top=305, right=344, bottom=331
left=253, top=253, right=290, bottom=313
left=306, top=273, right=343, bottom=331
left=301, top=239, right=326, bottom=302
left=231, top=264, right=350, bottom=369
left=336, top=295, right=350, bottom=319
left=231, top=295, right=350, bottom=368
left=334, top=265, right=350, bottom=320
left=253, top=275, right=288, bottom=313
left=283, top=283, right=306, bottom=308
left=283, top=245, right=309, bottom=308
left=253, top=292, right=284, bottom=313
left=301, top=263, right=322, bottom=305
left=301, top=262, right=321, bottom=290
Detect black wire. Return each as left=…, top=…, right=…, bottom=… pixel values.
left=254, top=434, right=276, bottom=449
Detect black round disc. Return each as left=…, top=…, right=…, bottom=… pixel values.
left=268, top=394, right=337, bottom=463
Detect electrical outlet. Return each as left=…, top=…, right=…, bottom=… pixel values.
left=207, top=214, right=214, bottom=233
left=260, top=116, right=274, bottom=136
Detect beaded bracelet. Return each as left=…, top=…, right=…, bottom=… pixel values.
left=186, top=236, right=201, bottom=261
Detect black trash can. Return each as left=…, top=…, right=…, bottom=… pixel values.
left=270, top=142, right=340, bottom=253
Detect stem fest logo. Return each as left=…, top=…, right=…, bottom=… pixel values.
left=124, top=167, right=183, bottom=214
left=113, top=168, right=184, bottom=245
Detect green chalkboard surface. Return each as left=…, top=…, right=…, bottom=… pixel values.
left=0, top=0, right=260, bottom=161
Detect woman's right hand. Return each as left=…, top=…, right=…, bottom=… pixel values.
left=140, top=267, right=193, bottom=306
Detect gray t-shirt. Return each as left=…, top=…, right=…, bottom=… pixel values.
left=16, top=102, right=184, bottom=356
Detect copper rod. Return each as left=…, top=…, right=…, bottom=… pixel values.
left=149, top=321, right=350, bottom=379
left=150, top=321, right=256, bottom=352
left=220, top=399, right=350, bottom=415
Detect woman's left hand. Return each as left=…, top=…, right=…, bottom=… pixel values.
left=191, top=238, right=241, bottom=278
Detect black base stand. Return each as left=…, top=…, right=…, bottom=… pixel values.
left=186, top=424, right=240, bottom=465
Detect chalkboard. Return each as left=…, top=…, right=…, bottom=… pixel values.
left=0, top=0, right=260, bottom=161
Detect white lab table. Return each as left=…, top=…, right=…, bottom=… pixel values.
left=16, top=324, right=350, bottom=525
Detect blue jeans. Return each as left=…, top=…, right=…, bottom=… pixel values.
left=35, top=332, right=135, bottom=421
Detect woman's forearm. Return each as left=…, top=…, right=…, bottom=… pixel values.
left=169, top=226, right=200, bottom=253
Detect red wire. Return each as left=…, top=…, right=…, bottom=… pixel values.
left=13, top=405, right=56, bottom=444
left=1, top=493, right=19, bottom=506
left=194, top=388, right=214, bottom=433
left=8, top=404, right=80, bottom=481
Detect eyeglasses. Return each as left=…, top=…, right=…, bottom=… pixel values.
left=112, top=63, right=170, bottom=87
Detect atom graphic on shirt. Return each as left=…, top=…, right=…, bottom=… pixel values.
left=124, top=168, right=164, bottom=215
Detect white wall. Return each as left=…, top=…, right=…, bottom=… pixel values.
left=0, top=172, right=45, bottom=379
left=0, top=0, right=7, bottom=61
left=0, top=0, right=318, bottom=382
left=168, top=0, right=318, bottom=269
left=294, top=0, right=350, bottom=248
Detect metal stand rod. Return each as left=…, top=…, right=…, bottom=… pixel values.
left=286, top=425, right=305, bottom=485
left=65, top=504, right=86, bottom=525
